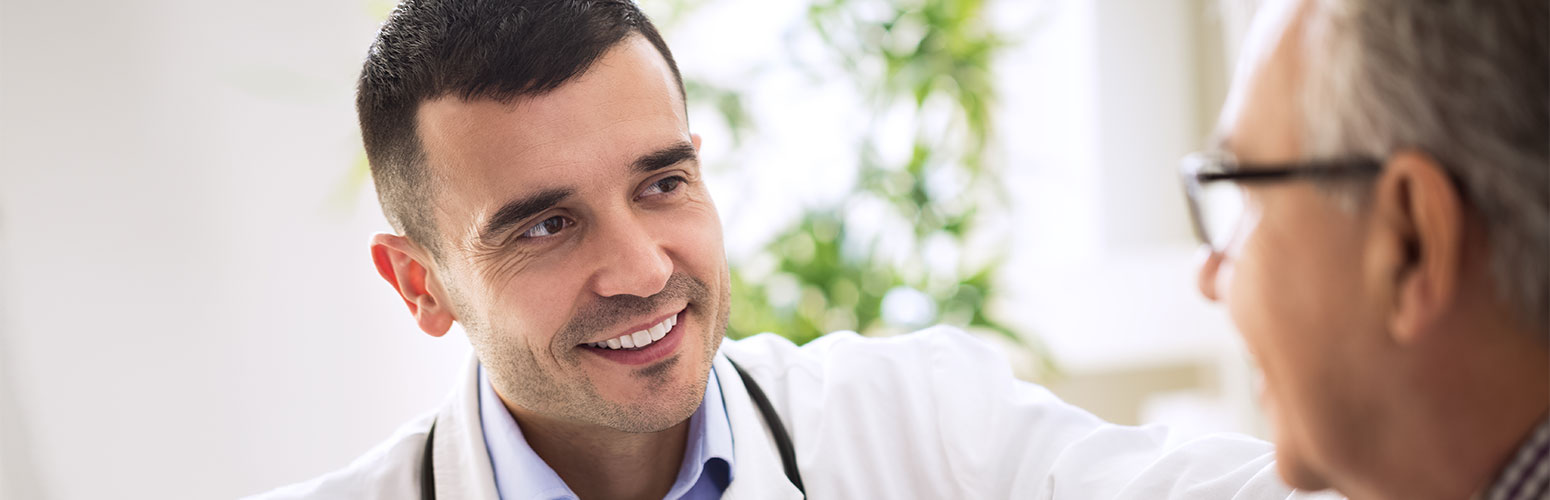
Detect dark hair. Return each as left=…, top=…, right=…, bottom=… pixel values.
left=357, top=0, right=684, bottom=256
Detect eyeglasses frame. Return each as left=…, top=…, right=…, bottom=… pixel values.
left=1179, top=151, right=1383, bottom=251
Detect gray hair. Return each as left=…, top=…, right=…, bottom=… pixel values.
left=1299, top=0, right=1550, bottom=336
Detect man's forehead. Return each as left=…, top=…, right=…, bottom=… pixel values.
left=1233, top=0, right=1308, bottom=85
left=417, top=41, right=685, bottom=152
left=1213, top=0, right=1312, bottom=158
left=416, top=40, right=687, bottom=175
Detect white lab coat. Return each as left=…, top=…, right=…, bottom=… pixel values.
left=251, top=326, right=1341, bottom=499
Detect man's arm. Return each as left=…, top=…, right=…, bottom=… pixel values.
left=724, top=327, right=1343, bottom=499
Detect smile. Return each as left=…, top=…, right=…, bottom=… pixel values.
left=587, top=314, right=677, bottom=350
left=579, top=309, right=688, bottom=367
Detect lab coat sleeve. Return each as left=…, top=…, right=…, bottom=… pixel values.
left=725, top=326, right=1339, bottom=499
left=914, top=326, right=1334, bottom=499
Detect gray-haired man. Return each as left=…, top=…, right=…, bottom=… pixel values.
left=1183, top=0, right=1549, bottom=498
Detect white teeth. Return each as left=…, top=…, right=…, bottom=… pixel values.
left=591, top=314, right=678, bottom=350
left=654, top=315, right=677, bottom=340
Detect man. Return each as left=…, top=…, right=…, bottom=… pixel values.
left=254, top=1, right=1327, bottom=498
left=1183, top=0, right=1549, bottom=499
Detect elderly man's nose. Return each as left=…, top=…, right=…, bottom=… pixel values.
left=1197, top=246, right=1225, bottom=302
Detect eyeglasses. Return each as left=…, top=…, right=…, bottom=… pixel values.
left=1179, top=151, right=1382, bottom=252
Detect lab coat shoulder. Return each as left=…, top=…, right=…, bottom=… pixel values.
left=720, top=326, right=1338, bottom=499
left=244, top=412, right=434, bottom=500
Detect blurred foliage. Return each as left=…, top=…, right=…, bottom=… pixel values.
left=681, top=0, right=1048, bottom=372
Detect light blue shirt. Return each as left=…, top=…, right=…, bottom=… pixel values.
left=477, top=364, right=735, bottom=500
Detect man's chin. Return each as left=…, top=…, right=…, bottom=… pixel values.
left=584, top=355, right=710, bottom=433
left=1275, top=450, right=1334, bottom=492
left=596, top=378, right=707, bottom=433
left=576, top=313, right=719, bottom=432
left=1271, top=417, right=1335, bottom=492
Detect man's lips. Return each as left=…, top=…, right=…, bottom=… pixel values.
left=579, top=307, right=686, bottom=349
left=580, top=310, right=687, bottom=366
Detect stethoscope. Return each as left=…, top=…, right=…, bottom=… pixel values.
left=420, top=358, right=806, bottom=499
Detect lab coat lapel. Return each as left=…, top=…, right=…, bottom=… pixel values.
left=713, top=353, right=805, bottom=500
left=428, top=354, right=501, bottom=500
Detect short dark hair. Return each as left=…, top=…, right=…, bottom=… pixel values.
left=357, top=0, right=684, bottom=256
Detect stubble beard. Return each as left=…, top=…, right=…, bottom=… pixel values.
left=463, top=272, right=729, bottom=433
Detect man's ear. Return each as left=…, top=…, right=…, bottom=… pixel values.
left=1369, top=150, right=1464, bottom=344
left=370, top=233, right=457, bottom=337
left=691, top=133, right=702, bottom=152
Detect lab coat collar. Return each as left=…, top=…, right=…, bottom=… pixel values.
left=430, top=356, right=501, bottom=500
left=713, top=352, right=805, bottom=500
left=430, top=348, right=802, bottom=500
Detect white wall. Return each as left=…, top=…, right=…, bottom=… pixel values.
left=993, top=0, right=1267, bottom=437
left=0, top=1, right=468, bottom=498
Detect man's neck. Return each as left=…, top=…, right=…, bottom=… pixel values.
left=1345, top=318, right=1550, bottom=500
left=507, top=404, right=690, bottom=500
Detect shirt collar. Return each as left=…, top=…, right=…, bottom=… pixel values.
left=1482, top=416, right=1550, bottom=500
left=477, top=364, right=735, bottom=500
left=665, top=363, right=736, bottom=499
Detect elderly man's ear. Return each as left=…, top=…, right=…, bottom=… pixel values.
left=370, top=233, right=458, bottom=337
left=1367, top=150, right=1465, bottom=345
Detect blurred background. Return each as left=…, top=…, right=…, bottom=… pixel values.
left=0, top=0, right=1264, bottom=498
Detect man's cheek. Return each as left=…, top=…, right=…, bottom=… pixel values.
left=1223, top=243, right=1282, bottom=383
left=1222, top=251, right=1269, bottom=345
left=671, top=215, right=725, bottom=264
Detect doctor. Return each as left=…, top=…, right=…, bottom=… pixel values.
left=253, top=1, right=1327, bottom=498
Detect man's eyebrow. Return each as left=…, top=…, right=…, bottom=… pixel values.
left=632, top=142, right=698, bottom=173
left=480, top=187, right=574, bottom=242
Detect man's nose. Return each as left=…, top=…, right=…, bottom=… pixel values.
left=588, top=216, right=672, bottom=299
left=1196, top=246, right=1224, bottom=302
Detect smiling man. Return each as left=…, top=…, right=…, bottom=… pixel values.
left=1184, top=0, right=1548, bottom=499
left=400, top=36, right=729, bottom=500
left=354, top=3, right=733, bottom=497
left=253, top=1, right=1338, bottom=499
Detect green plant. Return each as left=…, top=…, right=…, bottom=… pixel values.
left=684, top=0, right=1050, bottom=375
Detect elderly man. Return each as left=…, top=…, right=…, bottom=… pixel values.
left=1183, top=0, right=1548, bottom=499
left=253, top=0, right=1332, bottom=499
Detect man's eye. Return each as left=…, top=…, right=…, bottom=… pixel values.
left=521, top=216, right=572, bottom=238
left=642, top=176, right=685, bottom=196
